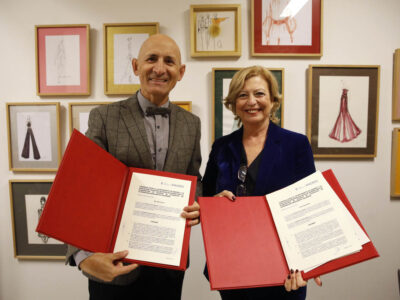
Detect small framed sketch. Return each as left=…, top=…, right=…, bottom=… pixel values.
left=307, top=65, right=380, bottom=158
left=212, top=68, right=284, bottom=141
left=35, top=24, right=90, bottom=96
left=251, top=0, right=322, bottom=56
left=393, top=49, right=400, bottom=121
left=104, top=23, right=159, bottom=95
left=190, top=4, right=241, bottom=57
left=172, top=101, right=192, bottom=112
left=9, top=180, right=66, bottom=259
left=6, top=102, right=61, bottom=172
left=391, top=128, right=400, bottom=197
left=69, top=102, right=111, bottom=135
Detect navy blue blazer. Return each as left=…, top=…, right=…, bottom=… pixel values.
left=203, top=122, right=316, bottom=197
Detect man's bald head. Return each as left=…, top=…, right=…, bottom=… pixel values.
left=137, top=34, right=183, bottom=66
left=132, top=34, right=185, bottom=106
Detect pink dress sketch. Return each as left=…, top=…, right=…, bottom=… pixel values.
left=329, top=88, right=361, bottom=143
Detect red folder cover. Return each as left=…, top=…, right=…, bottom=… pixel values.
left=36, top=130, right=197, bottom=271
left=198, top=169, right=379, bottom=290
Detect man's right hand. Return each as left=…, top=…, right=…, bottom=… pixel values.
left=79, top=250, right=139, bottom=282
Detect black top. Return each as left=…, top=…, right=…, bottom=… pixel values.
left=240, top=143, right=262, bottom=196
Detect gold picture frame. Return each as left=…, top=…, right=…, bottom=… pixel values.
left=6, top=102, right=61, bottom=172
left=307, top=65, right=380, bottom=158
left=172, top=101, right=192, bottom=112
left=190, top=4, right=241, bottom=57
left=9, top=180, right=66, bottom=260
left=104, top=23, right=159, bottom=95
left=391, top=128, right=400, bottom=197
left=69, top=102, right=112, bottom=135
left=393, top=49, right=400, bottom=121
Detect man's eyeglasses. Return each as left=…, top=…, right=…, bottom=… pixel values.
left=236, top=164, right=248, bottom=196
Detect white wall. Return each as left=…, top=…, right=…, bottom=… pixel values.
left=1, top=0, right=400, bottom=299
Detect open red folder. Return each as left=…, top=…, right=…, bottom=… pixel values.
left=36, top=130, right=197, bottom=271
left=198, top=170, right=378, bottom=290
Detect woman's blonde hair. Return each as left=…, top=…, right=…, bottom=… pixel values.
left=223, top=66, right=281, bottom=124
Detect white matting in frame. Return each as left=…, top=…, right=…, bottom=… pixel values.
left=7, top=103, right=61, bottom=171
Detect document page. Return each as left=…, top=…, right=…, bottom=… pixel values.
left=114, top=172, right=192, bottom=266
left=267, top=171, right=364, bottom=272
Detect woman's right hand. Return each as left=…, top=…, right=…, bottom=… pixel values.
left=214, top=190, right=236, bottom=201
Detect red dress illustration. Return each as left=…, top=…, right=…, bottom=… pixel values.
left=329, top=88, right=361, bottom=142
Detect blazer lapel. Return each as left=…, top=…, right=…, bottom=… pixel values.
left=120, top=96, right=153, bottom=169
left=253, top=122, right=280, bottom=195
left=163, top=103, right=178, bottom=171
left=226, top=128, right=243, bottom=191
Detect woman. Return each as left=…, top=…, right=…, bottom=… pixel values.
left=202, top=66, right=321, bottom=299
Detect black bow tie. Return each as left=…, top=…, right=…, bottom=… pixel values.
left=146, top=107, right=171, bottom=117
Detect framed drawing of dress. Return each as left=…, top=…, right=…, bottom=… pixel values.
left=6, top=102, right=61, bottom=171
left=35, top=24, right=90, bottom=96
left=307, top=65, right=380, bottom=158
left=9, top=180, right=66, bottom=259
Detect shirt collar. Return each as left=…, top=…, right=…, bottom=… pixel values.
left=137, top=90, right=169, bottom=115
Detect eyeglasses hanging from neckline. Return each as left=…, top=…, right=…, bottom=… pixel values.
left=236, top=164, right=248, bottom=196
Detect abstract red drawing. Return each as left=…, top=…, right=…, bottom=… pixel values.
left=262, top=0, right=297, bottom=45
left=329, top=89, right=361, bottom=143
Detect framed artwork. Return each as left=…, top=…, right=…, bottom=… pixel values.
left=69, top=102, right=111, bottom=135
left=172, top=101, right=192, bottom=112
left=6, top=102, right=61, bottom=172
left=212, top=68, right=284, bottom=141
left=190, top=4, right=241, bottom=57
left=251, top=0, right=322, bottom=56
left=35, top=24, right=90, bottom=96
left=9, top=180, right=66, bottom=259
left=393, top=49, right=400, bottom=121
left=391, top=128, right=400, bottom=197
left=307, top=65, right=380, bottom=158
left=104, top=23, right=159, bottom=95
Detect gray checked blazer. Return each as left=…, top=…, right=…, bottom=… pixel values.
left=65, top=93, right=202, bottom=285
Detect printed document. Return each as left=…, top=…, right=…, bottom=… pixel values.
left=114, top=172, right=192, bottom=266
left=267, top=171, right=369, bottom=272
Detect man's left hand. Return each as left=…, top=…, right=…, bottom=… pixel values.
left=181, top=201, right=200, bottom=226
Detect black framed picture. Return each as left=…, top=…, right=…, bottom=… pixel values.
left=9, top=180, right=66, bottom=259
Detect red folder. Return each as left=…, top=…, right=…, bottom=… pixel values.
left=198, top=170, right=378, bottom=290
left=36, top=130, right=197, bottom=271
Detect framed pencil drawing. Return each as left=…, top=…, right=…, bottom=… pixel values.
left=190, top=4, right=241, bottom=57
left=69, top=102, right=112, bottom=135
left=251, top=0, right=322, bottom=56
left=393, top=49, right=400, bottom=121
left=391, top=128, right=400, bottom=197
left=104, top=23, right=159, bottom=95
left=307, top=65, right=380, bottom=158
left=6, top=102, right=61, bottom=171
left=35, top=24, right=90, bottom=96
left=172, top=101, right=192, bottom=112
left=212, top=68, right=284, bottom=141
left=9, top=180, right=66, bottom=259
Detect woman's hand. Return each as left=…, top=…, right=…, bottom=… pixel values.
left=214, top=190, right=236, bottom=201
left=284, top=269, right=322, bottom=292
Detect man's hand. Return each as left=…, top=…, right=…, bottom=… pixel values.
left=79, top=250, right=139, bottom=282
left=284, top=270, right=322, bottom=292
left=181, top=201, right=200, bottom=226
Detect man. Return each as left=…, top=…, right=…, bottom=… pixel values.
left=66, top=34, right=201, bottom=300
